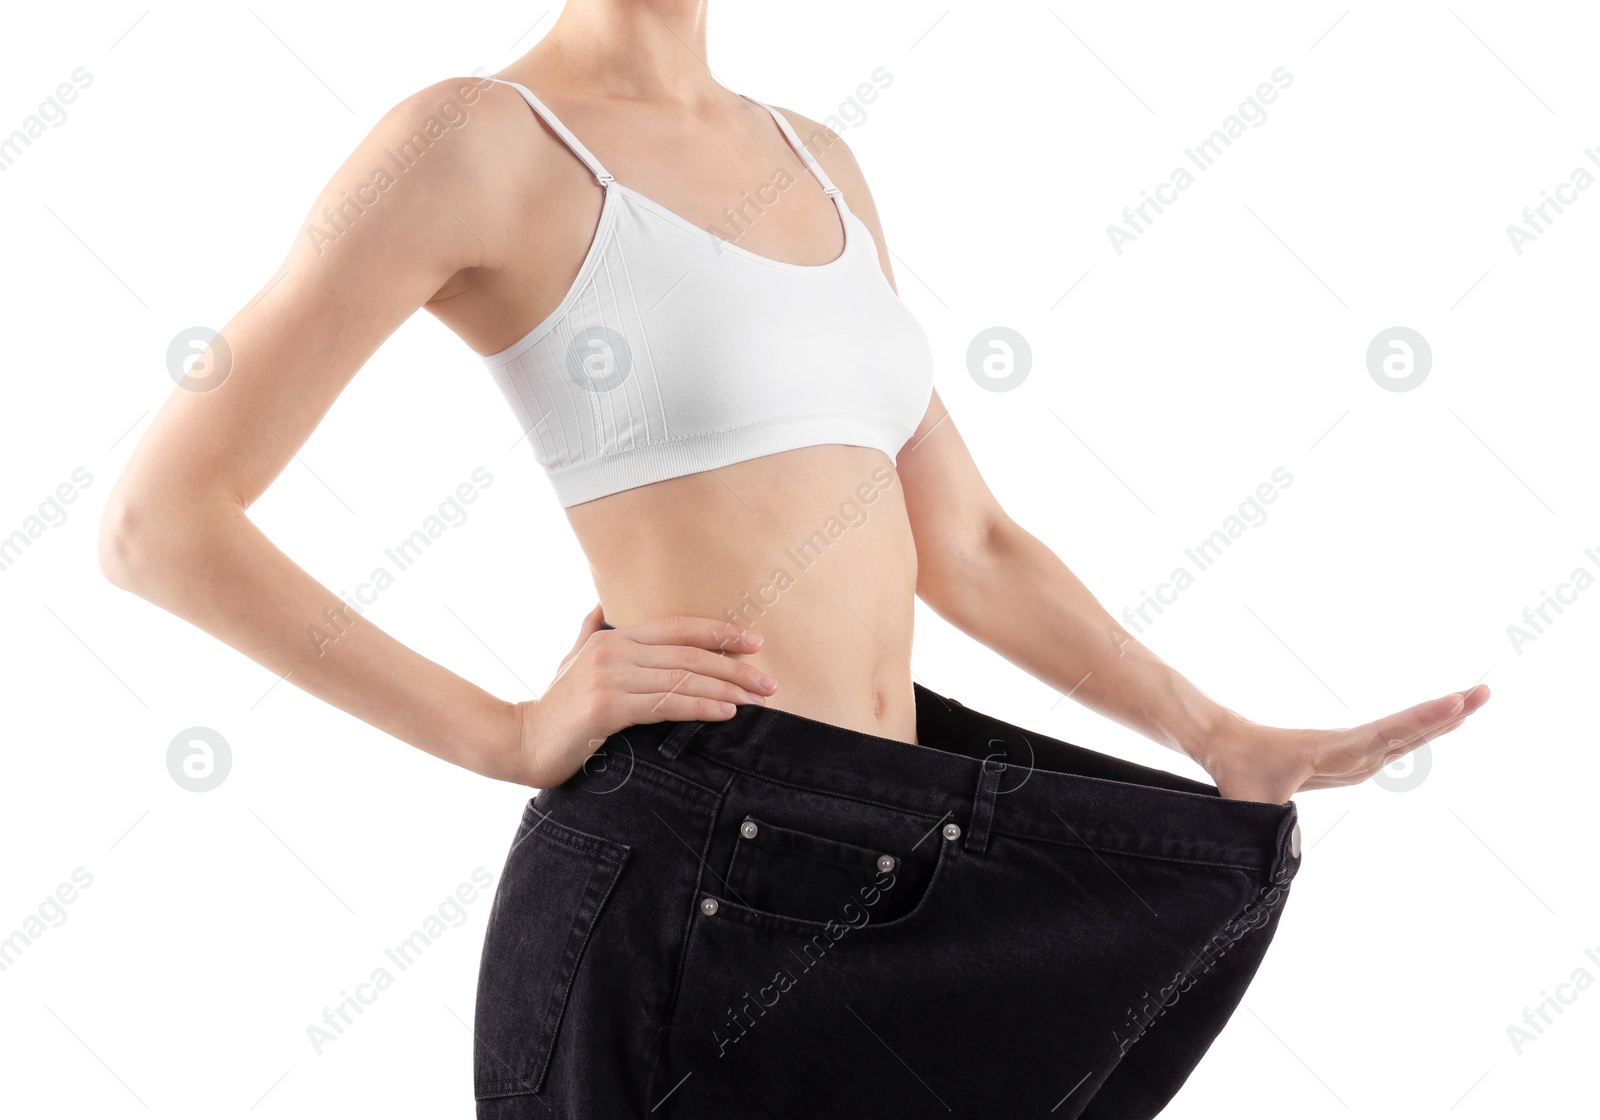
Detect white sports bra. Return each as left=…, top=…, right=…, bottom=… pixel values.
left=480, top=79, right=934, bottom=507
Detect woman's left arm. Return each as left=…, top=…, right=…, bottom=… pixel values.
left=814, top=125, right=1489, bottom=804
left=895, top=391, right=1490, bottom=803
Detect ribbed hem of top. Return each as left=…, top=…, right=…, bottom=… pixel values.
left=547, top=410, right=910, bottom=507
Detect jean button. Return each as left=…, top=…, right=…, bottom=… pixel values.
left=876, top=854, right=896, bottom=873
left=699, top=898, right=719, bottom=916
left=942, top=823, right=961, bottom=842
left=740, top=820, right=759, bottom=839
left=1290, top=822, right=1302, bottom=859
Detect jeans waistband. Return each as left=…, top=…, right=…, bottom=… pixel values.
left=593, top=618, right=1298, bottom=884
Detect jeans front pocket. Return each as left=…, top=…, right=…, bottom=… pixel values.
left=474, top=802, right=629, bottom=1101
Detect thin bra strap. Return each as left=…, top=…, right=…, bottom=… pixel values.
left=742, top=95, right=843, bottom=199
left=491, top=78, right=615, bottom=187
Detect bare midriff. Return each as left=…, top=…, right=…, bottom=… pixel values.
left=565, top=442, right=920, bottom=744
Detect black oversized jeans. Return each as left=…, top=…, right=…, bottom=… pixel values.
left=474, top=667, right=1303, bottom=1118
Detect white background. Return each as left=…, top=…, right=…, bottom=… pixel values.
left=2, top=2, right=1595, bottom=1116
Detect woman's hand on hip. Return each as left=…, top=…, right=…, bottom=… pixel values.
left=1193, top=683, right=1491, bottom=803
left=507, top=605, right=775, bottom=788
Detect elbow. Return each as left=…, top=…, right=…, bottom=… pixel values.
left=97, top=492, right=152, bottom=592
left=98, top=487, right=192, bottom=594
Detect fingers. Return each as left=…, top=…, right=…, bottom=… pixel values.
left=615, top=614, right=764, bottom=656
left=627, top=643, right=776, bottom=698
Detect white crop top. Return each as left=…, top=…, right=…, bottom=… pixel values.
left=480, top=79, right=934, bottom=507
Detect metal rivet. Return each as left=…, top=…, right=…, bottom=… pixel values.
left=876, top=854, right=896, bottom=873
left=1290, top=822, right=1302, bottom=859
left=740, top=820, right=759, bottom=839
left=699, top=897, right=719, bottom=916
left=942, top=822, right=961, bottom=842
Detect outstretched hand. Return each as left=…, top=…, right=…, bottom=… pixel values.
left=1193, top=684, right=1492, bottom=803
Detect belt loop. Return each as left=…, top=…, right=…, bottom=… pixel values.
left=656, top=720, right=705, bottom=761
left=966, top=758, right=1004, bottom=852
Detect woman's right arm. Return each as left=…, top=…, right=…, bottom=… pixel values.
left=97, top=77, right=771, bottom=787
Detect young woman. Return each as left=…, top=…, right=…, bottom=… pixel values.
left=98, top=2, right=1489, bottom=1116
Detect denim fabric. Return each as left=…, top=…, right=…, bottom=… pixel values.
left=474, top=624, right=1302, bottom=1118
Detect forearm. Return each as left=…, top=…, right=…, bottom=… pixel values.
left=919, top=516, right=1239, bottom=760
left=100, top=495, right=521, bottom=781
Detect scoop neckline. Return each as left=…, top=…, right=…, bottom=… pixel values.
left=609, top=179, right=855, bottom=274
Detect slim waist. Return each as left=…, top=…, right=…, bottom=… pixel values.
left=590, top=639, right=1300, bottom=883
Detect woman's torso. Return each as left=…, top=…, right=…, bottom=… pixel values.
left=428, top=68, right=925, bottom=743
